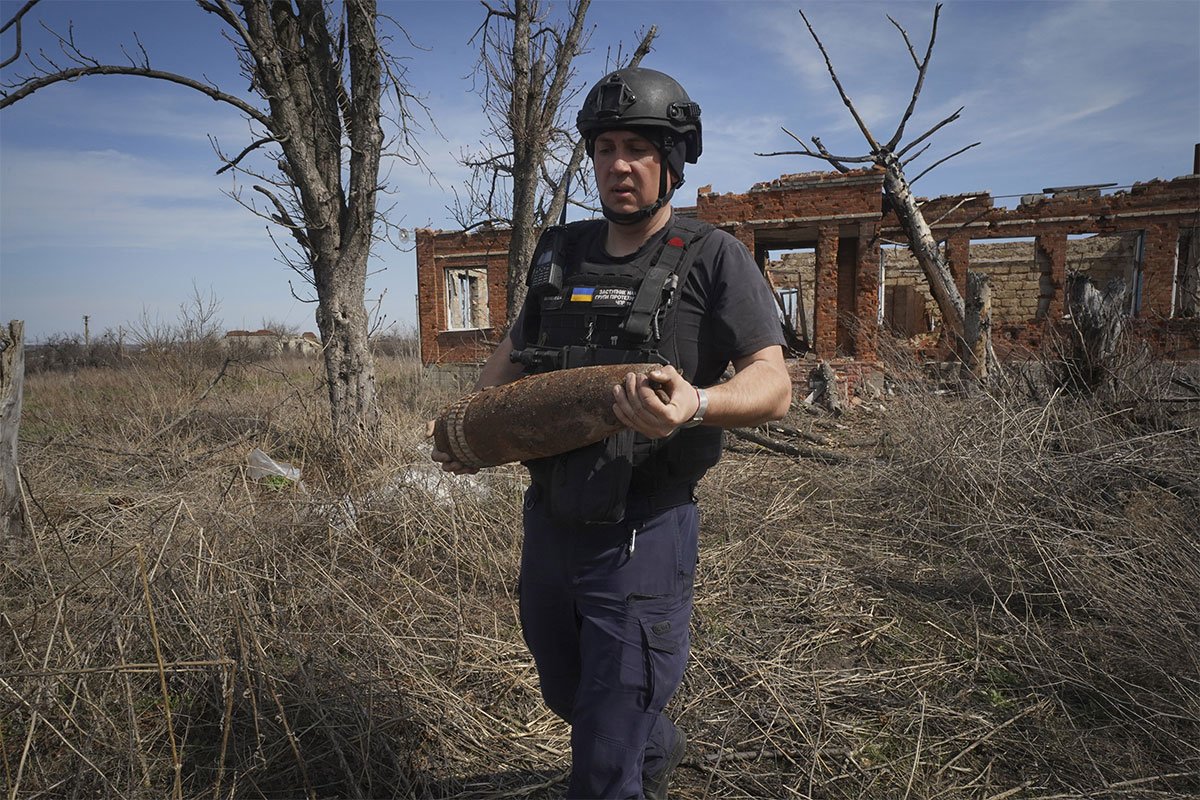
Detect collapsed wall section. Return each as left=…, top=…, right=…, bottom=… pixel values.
left=414, top=172, right=1199, bottom=366
left=697, top=169, right=886, bottom=359
left=879, top=176, right=1200, bottom=358
left=867, top=233, right=1142, bottom=330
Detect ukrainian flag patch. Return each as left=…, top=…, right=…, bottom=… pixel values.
left=570, top=287, right=596, bottom=302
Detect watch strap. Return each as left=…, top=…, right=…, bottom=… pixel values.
left=681, top=386, right=708, bottom=428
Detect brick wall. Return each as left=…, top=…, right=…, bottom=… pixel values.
left=416, top=172, right=1199, bottom=365
left=695, top=169, right=886, bottom=360
left=696, top=169, right=883, bottom=224
left=415, top=226, right=512, bottom=365
left=868, top=233, right=1143, bottom=326
left=878, top=175, right=1199, bottom=355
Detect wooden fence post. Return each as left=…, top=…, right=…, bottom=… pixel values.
left=1, top=320, right=25, bottom=543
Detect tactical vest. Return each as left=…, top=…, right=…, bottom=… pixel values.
left=513, top=216, right=725, bottom=522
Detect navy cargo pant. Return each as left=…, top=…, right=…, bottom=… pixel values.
left=519, top=483, right=698, bottom=799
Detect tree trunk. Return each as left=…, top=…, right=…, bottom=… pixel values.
left=1063, top=276, right=1127, bottom=394
left=502, top=0, right=592, bottom=327
left=1, top=320, right=25, bottom=543
left=880, top=153, right=965, bottom=337
left=243, top=0, right=384, bottom=436
left=507, top=176, right=538, bottom=323
left=807, top=360, right=844, bottom=414
left=315, top=249, right=379, bottom=437
left=963, top=270, right=996, bottom=382
left=504, top=0, right=535, bottom=323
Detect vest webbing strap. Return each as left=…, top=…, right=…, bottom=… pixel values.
left=621, top=222, right=707, bottom=339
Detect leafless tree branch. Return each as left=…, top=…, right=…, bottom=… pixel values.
left=756, top=128, right=873, bottom=167
left=212, top=135, right=277, bottom=175
left=0, top=63, right=270, bottom=123
left=896, top=105, right=963, bottom=158
left=886, top=3, right=942, bottom=150
left=901, top=141, right=932, bottom=167
left=0, top=0, right=39, bottom=69
left=811, top=136, right=854, bottom=173
left=887, top=13, right=922, bottom=70
left=797, top=8, right=880, bottom=152
left=910, top=141, right=980, bottom=185
left=926, top=195, right=978, bottom=228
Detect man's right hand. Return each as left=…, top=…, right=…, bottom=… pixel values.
left=426, top=419, right=480, bottom=475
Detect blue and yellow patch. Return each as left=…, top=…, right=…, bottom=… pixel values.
left=570, top=287, right=596, bottom=302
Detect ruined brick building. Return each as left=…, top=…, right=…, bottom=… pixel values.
left=415, top=167, right=1199, bottom=374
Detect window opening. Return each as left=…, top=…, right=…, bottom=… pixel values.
left=764, top=247, right=815, bottom=346
left=1130, top=231, right=1146, bottom=316
left=962, top=236, right=1038, bottom=323
left=879, top=242, right=933, bottom=337
left=445, top=267, right=489, bottom=330
left=1173, top=227, right=1199, bottom=318
left=1059, top=232, right=1138, bottom=318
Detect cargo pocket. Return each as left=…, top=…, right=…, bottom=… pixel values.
left=638, top=608, right=690, bottom=713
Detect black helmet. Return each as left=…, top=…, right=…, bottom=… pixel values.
left=576, top=67, right=702, bottom=163
left=577, top=68, right=702, bottom=224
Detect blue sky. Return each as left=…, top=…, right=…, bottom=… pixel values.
left=2, top=0, right=1197, bottom=341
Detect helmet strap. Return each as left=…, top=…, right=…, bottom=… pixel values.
left=600, top=139, right=686, bottom=226
left=601, top=186, right=676, bottom=225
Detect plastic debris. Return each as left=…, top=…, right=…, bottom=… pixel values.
left=247, top=448, right=303, bottom=490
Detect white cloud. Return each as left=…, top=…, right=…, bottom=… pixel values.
left=7, top=80, right=259, bottom=147
left=0, top=146, right=267, bottom=252
left=734, top=2, right=906, bottom=95
left=715, top=0, right=1197, bottom=197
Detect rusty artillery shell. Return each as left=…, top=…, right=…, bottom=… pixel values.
left=433, top=363, right=663, bottom=469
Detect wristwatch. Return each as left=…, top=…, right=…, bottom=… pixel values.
left=681, top=386, right=708, bottom=428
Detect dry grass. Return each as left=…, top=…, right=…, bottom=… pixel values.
left=2, top=347, right=1198, bottom=799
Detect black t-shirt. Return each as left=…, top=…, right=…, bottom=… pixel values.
left=511, top=215, right=785, bottom=386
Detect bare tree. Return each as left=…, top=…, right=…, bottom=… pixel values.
left=457, top=0, right=656, bottom=323
left=1, top=0, right=426, bottom=435
left=760, top=4, right=997, bottom=378
left=0, top=321, right=24, bottom=545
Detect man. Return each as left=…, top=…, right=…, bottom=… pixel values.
left=433, top=67, right=791, bottom=798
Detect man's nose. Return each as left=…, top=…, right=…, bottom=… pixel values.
left=610, top=155, right=632, bottom=173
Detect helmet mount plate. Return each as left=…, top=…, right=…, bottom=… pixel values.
left=596, top=80, right=636, bottom=118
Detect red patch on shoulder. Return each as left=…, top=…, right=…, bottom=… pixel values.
left=667, top=236, right=685, bottom=247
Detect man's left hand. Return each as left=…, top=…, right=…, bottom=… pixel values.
left=612, top=365, right=699, bottom=439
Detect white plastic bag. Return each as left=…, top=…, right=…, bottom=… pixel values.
left=247, top=448, right=303, bottom=489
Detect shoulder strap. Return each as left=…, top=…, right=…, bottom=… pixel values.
left=622, top=217, right=715, bottom=339
left=562, top=219, right=605, bottom=274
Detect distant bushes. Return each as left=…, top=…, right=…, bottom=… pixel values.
left=25, top=331, right=128, bottom=373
